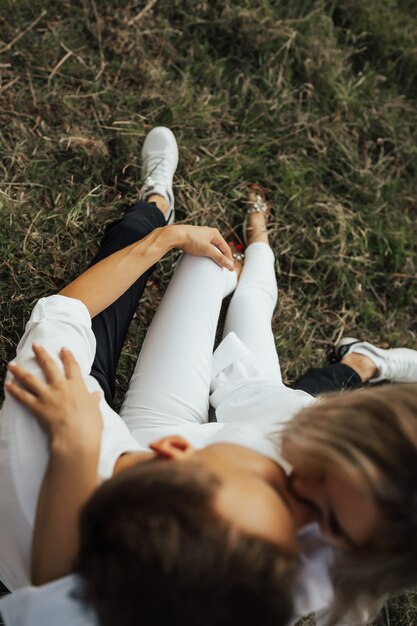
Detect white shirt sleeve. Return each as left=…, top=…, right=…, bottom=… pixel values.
left=13, top=295, right=96, bottom=376
left=9, top=294, right=141, bottom=477
left=0, top=295, right=140, bottom=590
left=2, top=296, right=98, bottom=523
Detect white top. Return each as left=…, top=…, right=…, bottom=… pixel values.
left=0, top=296, right=340, bottom=625
left=0, top=297, right=142, bottom=591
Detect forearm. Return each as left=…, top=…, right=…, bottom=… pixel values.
left=59, top=226, right=177, bottom=318
left=31, top=434, right=100, bottom=585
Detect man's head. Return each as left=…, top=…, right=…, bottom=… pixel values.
left=77, top=452, right=298, bottom=626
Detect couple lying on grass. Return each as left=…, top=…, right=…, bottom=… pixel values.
left=1, top=127, right=417, bottom=626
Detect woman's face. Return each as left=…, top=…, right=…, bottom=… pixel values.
left=288, top=466, right=381, bottom=550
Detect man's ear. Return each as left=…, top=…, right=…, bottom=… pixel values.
left=149, top=435, right=195, bottom=460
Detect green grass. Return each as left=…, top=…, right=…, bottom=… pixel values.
left=1, top=0, right=417, bottom=623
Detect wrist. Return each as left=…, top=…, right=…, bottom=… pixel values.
left=156, top=224, right=186, bottom=251
left=50, top=424, right=100, bottom=460
left=133, top=226, right=179, bottom=262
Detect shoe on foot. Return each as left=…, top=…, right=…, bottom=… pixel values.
left=243, top=184, right=271, bottom=245
left=334, top=336, right=417, bottom=383
left=140, top=127, right=179, bottom=224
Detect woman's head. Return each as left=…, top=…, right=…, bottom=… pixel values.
left=281, top=383, right=417, bottom=620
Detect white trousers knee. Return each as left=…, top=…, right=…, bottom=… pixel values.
left=120, top=254, right=237, bottom=429
left=120, top=243, right=280, bottom=430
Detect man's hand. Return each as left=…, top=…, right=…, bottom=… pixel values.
left=6, top=345, right=104, bottom=584
left=6, top=344, right=103, bottom=449
left=166, top=224, right=235, bottom=270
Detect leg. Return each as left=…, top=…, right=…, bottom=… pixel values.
left=120, top=255, right=236, bottom=429
left=222, top=188, right=282, bottom=382
left=91, top=126, right=179, bottom=405
left=90, top=200, right=166, bottom=405
left=293, top=363, right=362, bottom=397
left=294, top=350, right=380, bottom=396
left=223, top=242, right=281, bottom=382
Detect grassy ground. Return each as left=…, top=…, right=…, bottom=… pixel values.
left=0, top=0, right=416, bottom=624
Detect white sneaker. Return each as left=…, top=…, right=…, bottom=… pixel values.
left=140, top=127, right=179, bottom=224
left=335, top=337, right=417, bottom=383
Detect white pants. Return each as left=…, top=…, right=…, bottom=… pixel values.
left=120, top=243, right=280, bottom=429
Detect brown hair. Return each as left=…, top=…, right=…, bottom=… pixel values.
left=281, top=383, right=417, bottom=624
left=76, top=459, right=297, bottom=626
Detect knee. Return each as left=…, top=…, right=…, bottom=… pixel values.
left=110, top=202, right=165, bottom=241
left=110, top=216, right=154, bottom=246
left=236, top=280, right=278, bottom=305
left=181, top=254, right=224, bottom=277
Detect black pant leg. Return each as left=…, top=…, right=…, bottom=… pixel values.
left=294, top=363, right=362, bottom=397
left=90, top=201, right=166, bottom=406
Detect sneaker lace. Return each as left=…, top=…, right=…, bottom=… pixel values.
left=144, top=155, right=170, bottom=186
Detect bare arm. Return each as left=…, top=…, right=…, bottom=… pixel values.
left=31, top=431, right=99, bottom=585
left=59, top=224, right=234, bottom=317
left=6, top=346, right=103, bottom=585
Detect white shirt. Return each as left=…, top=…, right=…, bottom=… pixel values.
left=0, top=296, right=338, bottom=625
left=0, top=297, right=142, bottom=591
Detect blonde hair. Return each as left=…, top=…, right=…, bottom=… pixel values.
left=281, top=384, right=417, bottom=624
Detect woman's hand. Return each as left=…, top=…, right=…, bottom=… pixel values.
left=6, top=344, right=103, bottom=449
left=166, top=224, right=235, bottom=270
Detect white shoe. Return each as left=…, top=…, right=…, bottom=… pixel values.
left=140, top=127, right=179, bottom=224
left=335, top=337, right=417, bottom=383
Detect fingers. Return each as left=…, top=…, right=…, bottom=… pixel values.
left=32, top=344, right=64, bottom=384
left=5, top=380, right=38, bottom=411
left=211, top=230, right=234, bottom=266
left=206, top=244, right=234, bottom=270
left=180, top=226, right=236, bottom=271
left=6, top=361, right=48, bottom=397
left=60, top=347, right=82, bottom=380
